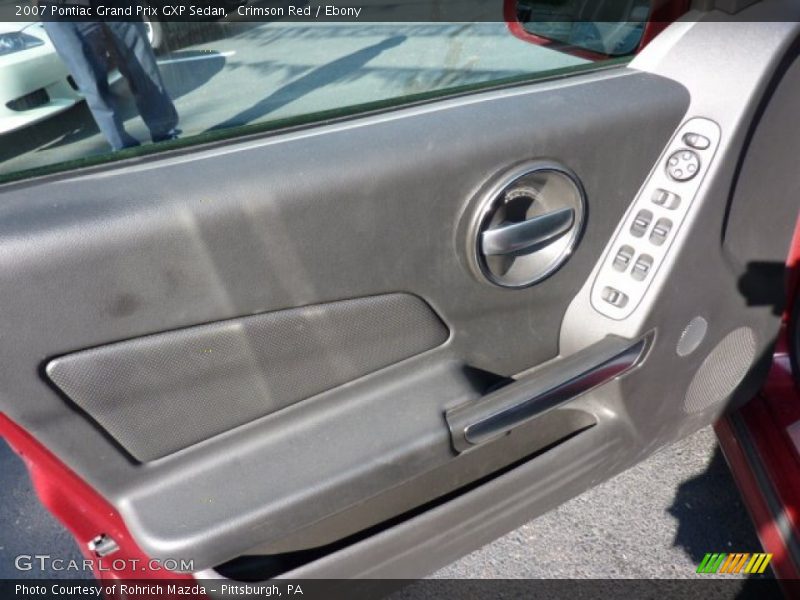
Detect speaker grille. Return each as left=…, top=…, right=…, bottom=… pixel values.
left=47, top=294, right=448, bottom=461
left=684, top=327, right=757, bottom=414
left=676, top=316, right=708, bottom=357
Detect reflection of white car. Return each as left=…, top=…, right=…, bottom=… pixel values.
left=0, top=16, right=228, bottom=135
left=0, top=22, right=83, bottom=135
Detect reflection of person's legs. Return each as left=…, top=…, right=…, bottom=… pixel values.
left=42, top=21, right=139, bottom=151
left=104, top=21, right=179, bottom=143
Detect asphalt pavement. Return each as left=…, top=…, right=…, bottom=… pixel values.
left=432, top=426, right=767, bottom=580
left=0, top=426, right=771, bottom=583
left=0, top=438, right=91, bottom=580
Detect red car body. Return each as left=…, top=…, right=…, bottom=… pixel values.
left=504, top=0, right=691, bottom=60
left=715, top=219, right=800, bottom=583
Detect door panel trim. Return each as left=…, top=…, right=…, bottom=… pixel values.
left=0, top=64, right=689, bottom=567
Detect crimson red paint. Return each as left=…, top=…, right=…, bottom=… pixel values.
left=503, top=0, right=690, bottom=61
left=716, top=214, right=800, bottom=585
left=0, top=413, right=195, bottom=587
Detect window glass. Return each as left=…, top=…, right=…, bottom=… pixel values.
left=0, top=3, right=642, bottom=182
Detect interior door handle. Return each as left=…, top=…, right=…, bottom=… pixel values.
left=481, top=207, right=575, bottom=256
left=446, top=335, right=649, bottom=453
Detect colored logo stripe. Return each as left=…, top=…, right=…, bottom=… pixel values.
left=732, top=553, right=750, bottom=574
left=697, top=553, right=725, bottom=574
left=744, top=553, right=773, bottom=574
left=719, top=553, right=739, bottom=573
left=697, top=553, right=772, bottom=574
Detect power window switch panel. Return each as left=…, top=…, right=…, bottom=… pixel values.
left=649, top=218, right=673, bottom=246
left=631, top=254, right=654, bottom=281
left=612, top=245, right=635, bottom=272
left=601, top=286, right=628, bottom=308
left=630, top=209, right=653, bottom=238
left=651, top=188, right=681, bottom=210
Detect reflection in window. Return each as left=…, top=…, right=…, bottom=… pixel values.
left=0, top=19, right=615, bottom=180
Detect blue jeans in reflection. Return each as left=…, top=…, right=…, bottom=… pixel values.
left=43, top=20, right=179, bottom=150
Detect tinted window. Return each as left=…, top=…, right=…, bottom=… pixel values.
left=0, top=7, right=635, bottom=181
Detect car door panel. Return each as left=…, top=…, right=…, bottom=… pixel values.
left=0, top=69, right=687, bottom=569
left=0, top=1, right=798, bottom=581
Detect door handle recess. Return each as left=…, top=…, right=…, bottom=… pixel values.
left=481, top=207, right=575, bottom=256
left=446, top=335, right=649, bottom=453
left=469, top=163, right=586, bottom=287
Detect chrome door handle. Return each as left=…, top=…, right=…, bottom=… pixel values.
left=480, top=207, right=575, bottom=256
left=445, top=335, right=649, bottom=453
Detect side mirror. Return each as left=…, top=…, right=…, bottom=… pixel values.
left=504, top=0, right=690, bottom=60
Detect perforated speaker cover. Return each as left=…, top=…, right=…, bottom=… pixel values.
left=684, top=327, right=757, bottom=414
left=676, top=316, right=708, bottom=357
left=46, top=294, right=448, bottom=461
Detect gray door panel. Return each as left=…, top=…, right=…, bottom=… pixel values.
left=0, top=2, right=798, bottom=577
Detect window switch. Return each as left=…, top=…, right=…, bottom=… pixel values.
left=651, top=188, right=681, bottom=210
left=612, top=245, right=635, bottom=272
left=631, top=254, right=654, bottom=281
left=630, top=209, right=653, bottom=238
left=601, top=286, right=628, bottom=308
left=683, top=132, right=711, bottom=150
left=649, top=218, right=673, bottom=246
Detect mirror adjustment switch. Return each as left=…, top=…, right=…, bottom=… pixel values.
left=601, top=287, right=628, bottom=308
left=666, top=149, right=700, bottom=181
left=631, top=254, right=654, bottom=281
left=630, top=209, right=652, bottom=237
left=683, top=133, right=711, bottom=150
left=612, top=245, right=635, bottom=272
left=649, top=218, right=673, bottom=246
left=651, top=188, right=681, bottom=210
